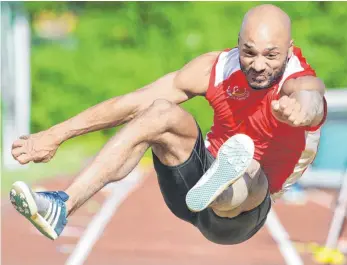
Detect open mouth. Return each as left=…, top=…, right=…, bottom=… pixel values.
left=248, top=71, right=269, bottom=82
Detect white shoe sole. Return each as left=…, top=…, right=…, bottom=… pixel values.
left=185, top=134, right=254, bottom=212
left=10, top=181, right=58, bottom=240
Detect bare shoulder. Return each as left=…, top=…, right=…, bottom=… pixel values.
left=174, top=51, right=221, bottom=96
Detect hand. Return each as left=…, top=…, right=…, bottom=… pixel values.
left=11, top=131, right=61, bottom=165
left=271, top=95, right=315, bottom=127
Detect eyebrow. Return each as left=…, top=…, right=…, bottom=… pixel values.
left=265, top=47, right=279, bottom=51
left=243, top=44, right=280, bottom=53
left=243, top=43, right=254, bottom=49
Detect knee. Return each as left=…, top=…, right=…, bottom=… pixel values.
left=149, top=99, right=177, bottom=114
left=147, top=99, right=182, bottom=125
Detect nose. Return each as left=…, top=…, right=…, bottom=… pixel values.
left=252, top=56, right=266, bottom=72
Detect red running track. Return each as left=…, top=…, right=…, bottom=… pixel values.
left=2, top=167, right=346, bottom=265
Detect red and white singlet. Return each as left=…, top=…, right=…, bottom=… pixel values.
left=205, top=47, right=327, bottom=198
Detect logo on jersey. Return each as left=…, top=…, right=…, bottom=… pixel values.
left=226, top=86, right=249, bottom=100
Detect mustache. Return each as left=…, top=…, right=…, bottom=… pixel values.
left=239, top=59, right=288, bottom=90
left=244, top=68, right=271, bottom=77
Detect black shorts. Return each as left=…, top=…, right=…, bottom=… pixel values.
left=152, top=123, right=272, bottom=245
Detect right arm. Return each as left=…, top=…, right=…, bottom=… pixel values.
left=12, top=52, right=219, bottom=164
left=50, top=51, right=219, bottom=143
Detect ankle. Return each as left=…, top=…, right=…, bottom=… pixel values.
left=65, top=199, right=74, bottom=217
left=209, top=179, right=249, bottom=212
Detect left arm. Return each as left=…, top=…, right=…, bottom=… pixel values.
left=271, top=76, right=326, bottom=127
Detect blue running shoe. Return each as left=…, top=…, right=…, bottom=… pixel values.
left=186, top=134, right=254, bottom=212
left=9, top=181, right=69, bottom=240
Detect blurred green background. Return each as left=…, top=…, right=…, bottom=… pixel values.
left=3, top=1, right=347, bottom=191
left=25, top=1, right=346, bottom=135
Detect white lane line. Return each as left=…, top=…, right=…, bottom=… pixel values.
left=265, top=209, right=304, bottom=265
left=65, top=167, right=143, bottom=265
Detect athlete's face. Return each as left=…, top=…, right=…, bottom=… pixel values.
left=238, top=36, right=292, bottom=90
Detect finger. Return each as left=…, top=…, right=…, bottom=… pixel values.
left=17, top=154, right=32, bottom=165
left=271, top=100, right=280, bottom=111
left=279, top=96, right=290, bottom=111
left=283, top=101, right=296, bottom=117
left=34, top=157, right=48, bottom=163
left=288, top=102, right=301, bottom=122
left=19, top=135, right=29, bottom=140
left=41, top=157, right=52, bottom=163
left=11, top=147, right=26, bottom=158
left=12, top=139, right=25, bottom=148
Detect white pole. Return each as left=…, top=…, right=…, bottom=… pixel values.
left=2, top=2, right=17, bottom=170
left=325, top=167, right=347, bottom=249
left=14, top=12, right=31, bottom=141
left=2, top=7, right=31, bottom=170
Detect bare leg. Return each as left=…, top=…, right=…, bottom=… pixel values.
left=11, top=98, right=269, bottom=243
left=65, top=99, right=198, bottom=216
left=210, top=160, right=268, bottom=218
left=65, top=98, right=267, bottom=218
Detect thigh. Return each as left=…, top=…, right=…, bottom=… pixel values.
left=150, top=101, right=200, bottom=168
left=152, top=122, right=215, bottom=224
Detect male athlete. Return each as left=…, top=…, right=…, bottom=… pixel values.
left=10, top=4, right=326, bottom=244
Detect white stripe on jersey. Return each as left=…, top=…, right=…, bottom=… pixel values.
left=277, top=54, right=304, bottom=93
left=272, top=129, right=321, bottom=200
left=214, top=48, right=240, bottom=87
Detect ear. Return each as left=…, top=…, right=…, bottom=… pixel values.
left=288, top=39, right=294, bottom=59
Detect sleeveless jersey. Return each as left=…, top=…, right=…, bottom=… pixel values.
left=205, top=47, right=327, bottom=197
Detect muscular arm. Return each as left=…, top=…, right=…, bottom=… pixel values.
left=49, top=73, right=187, bottom=144
left=271, top=76, right=326, bottom=128
left=12, top=51, right=219, bottom=165
left=50, top=51, right=219, bottom=143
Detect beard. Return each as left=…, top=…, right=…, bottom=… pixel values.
left=240, top=57, right=288, bottom=90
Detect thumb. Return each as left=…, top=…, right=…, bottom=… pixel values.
left=271, top=100, right=280, bottom=111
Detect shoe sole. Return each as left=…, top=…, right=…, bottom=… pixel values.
left=185, top=134, right=254, bottom=212
left=10, top=181, right=58, bottom=240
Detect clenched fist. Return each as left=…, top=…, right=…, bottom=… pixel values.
left=11, top=131, right=61, bottom=165
left=271, top=93, right=320, bottom=127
